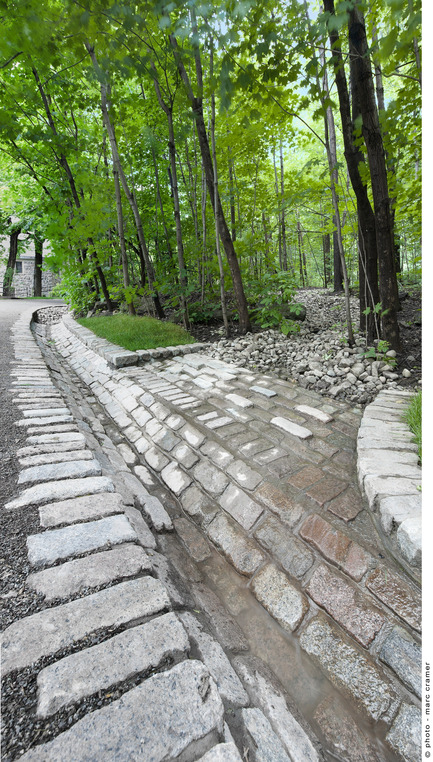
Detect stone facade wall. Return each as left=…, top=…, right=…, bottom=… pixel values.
left=0, top=234, right=60, bottom=297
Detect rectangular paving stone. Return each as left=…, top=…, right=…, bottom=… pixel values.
left=144, top=446, right=170, bottom=472
left=26, top=423, right=79, bottom=436
left=18, top=459, right=102, bottom=485
left=27, top=515, right=137, bottom=567
left=385, top=703, right=421, bottom=762
left=306, top=564, right=385, bottom=647
left=180, top=486, right=219, bottom=527
left=5, top=476, right=115, bottom=510
left=226, top=393, right=254, bottom=408
left=18, top=450, right=94, bottom=467
left=379, top=627, right=421, bottom=698
left=25, top=431, right=86, bottom=446
left=271, top=416, right=312, bottom=440
left=226, top=460, right=262, bottom=490
left=305, top=475, right=346, bottom=506
left=197, top=743, right=243, bottom=761
left=364, top=476, right=421, bottom=509
left=36, top=612, right=189, bottom=717
left=238, top=439, right=271, bottom=458
left=366, top=566, right=421, bottom=632
left=300, top=617, right=397, bottom=721
left=313, top=695, right=386, bottom=762
left=242, top=707, right=292, bottom=762
left=191, top=584, right=248, bottom=652
left=17, top=414, right=74, bottom=427
left=250, top=385, right=277, bottom=398
left=254, top=483, right=303, bottom=527
left=1, top=576, right=170, bottom=675
left=300, top=514, right=369, bottom=581
left=287, top=466, right=323, bottom=490
left=255, top=516, right=314, bottom=579
left=208, top=513, right=265, bottom=576
left=254, top=446, right=289, bottom=465
left=326, top=487, right=364, bottom=522
left=21, top=407, right=70, bottom=418
left=219, top=484, right=264, bottom=530
left=27, top=543, right=151, bottom=600
left=295, top=405, right=333, bottom=423
left=141, top=494, right=173, bottom=532
left=172, top=442, right=199, bottom=468
left=267, top=454, right=304, bottom=478
left=20, top=659, right=224, bottom=762
left=160, top=462, right=192, bottom=495
left=174, top=518, right=211, bottom=562
left=180, top=613, right=249, bottom=707
left=39, top=492, right=125, bottom=527
left=251, top=564, right=308, bottom=633
left=180, top=424, right=206, bottom=447
left=194, top=461, right=230, bottom=497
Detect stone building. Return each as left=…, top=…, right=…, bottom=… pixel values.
left=0, top=232, right=60, bottom=297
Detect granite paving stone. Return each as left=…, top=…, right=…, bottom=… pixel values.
left=36, top=612, right=190, bottom=717
left=208, top=513, right=266, bottom=576
left=17, top=414, right=74, bottom=427
left=379, top=494, right=422, bottom=534
left=254, top=483, right=304, bottom=526
left=21, top=407, right=70, bottom=418
left=181, top=424, right=206, bottom=447
left=233, top=658, right=321, bottom=762
left=27, top=543, right=152, bottom=601
left=27, top=514, right=138, bottom=566
left=194, top=461, right=230, bottom=497
left=18, top=449, right=94, bottom=467
left=197, top=743, right=243, bottom=761
left=238, top=439, right=271, bottom=458
left=250, top=385, right=277, bottom=397
left=5, top=476, right=115, bottom=510
left=18, top=458, right=102, bottom=485
left=326, top=487, right=364, bottom=522
left=287, top=465, right=324, bottom=489
left=174, top=518, right=212, bottom=562
left=271, top=416, right=313, bottom=439
left=313, top=696, right=385, bottom=762
left=180, top=613, right=249, bottom=707
left=123, top=505, right=157, bottom=549
left=305, top=475, right=347, bottom=506
left=295, top=405, right=333, bottom=423
left=219, top=484, right=264, bottom=531
left=181, top=485, right=220, bottom=527
left=226, top=460, right=263, bottom=490
left=1, top=576, right=170, bottom=674
left=300, top=514, right=369, bottom=581
left=225, top=393, right=254, bottom=408
left=306, top=564, right=385, bottom=647
left=242, top=707, right=291, bottom=762
left=160, top=461, right=192, bottom=494
left=20, top=661, right=224, bottom=762
left=379, top=627, right=421, bottom=698
left=141, top=495, right=173, bottom=532
left=191, top=584, right=248, bottom=651
left=25, top=431, right=86, bottom=446
left=255, top=516, right=314, bottom=579
left=386, top=703, right=421, bottom=762
left=251, top=564, right=308, bottom=632
left=266, top=454, right=304, bottom=478
left=39, top=492, right=125, bottom=527
left=172, top=442, right=199, bottom=467
left=397, top=517, right=422, bottom=568
left=300, top=617, right=397, bottom=721
left=366, top=566, right=421, bottom=632
left=144, top=445, right=170, bottom=472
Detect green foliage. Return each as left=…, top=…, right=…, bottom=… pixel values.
left=77, top=314, right=196, bottom=351
left=247, top=270, right=301, bottom=334
left=404, top=390, right=422, bottom=464
left=50, top=273, right=97, bottom=314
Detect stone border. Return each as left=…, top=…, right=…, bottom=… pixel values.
left=357, top=390, right=422, bottom=571
left=60, top=311, right=208, bottom=368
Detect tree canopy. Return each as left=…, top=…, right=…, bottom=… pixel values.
left=0, top=0, right=421, bottom=349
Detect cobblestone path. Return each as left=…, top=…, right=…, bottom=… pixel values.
left=1, top=304, right=421, bottom=762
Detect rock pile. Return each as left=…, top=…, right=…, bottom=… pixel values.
left=206, top=291, right=417, bottom=405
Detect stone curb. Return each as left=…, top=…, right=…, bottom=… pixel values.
left=357, top=390, right=422, bottom=571
left=57, top=311, right=208, bottom=368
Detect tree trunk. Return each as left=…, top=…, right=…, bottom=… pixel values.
left=227, top=146, right=237, bottom=242
left=113, top=168, right=135, bottom=315
left=272, top=146, right=283, bottom=270
left=3, top=227, right=20, bottom=297
left=348, top=7, right=401, bottom=350
left=170, top=31, right=251, bottom=333
left=322, top=232, right=331, bottom=288
left=323, top=0, right=380, bottom=341
left=279, top=141, right=288, bottom=272
left=33, top=234, right=43, bottom=297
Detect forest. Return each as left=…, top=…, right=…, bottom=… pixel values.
left=0, top=0, right=421, bottom=351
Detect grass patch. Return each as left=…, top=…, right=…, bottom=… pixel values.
left=404, top=390, right=422, bottom=464
left=77, top=314, right=195, bottom=351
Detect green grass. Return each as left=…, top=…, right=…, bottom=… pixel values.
left=404, top=390, right=422, bottom=464
left=77, top=313, right=195, bottom=352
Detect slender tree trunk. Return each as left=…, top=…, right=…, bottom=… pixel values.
left=151, top=145, right=176, bottom=264
left=323, top=0, right=380, bottom=342
left=322, top=232, right=331, bottom=288
left=297, top=217, right=305, bottom=287
left=272, top=146, right=283, bottom=270
left=227, top=145, right=237, bottom=242
left=170, top=30, right=251, bottom=333
left=210, top=42, right=229, bottom=337
left=279, top=142, right=288, bottom=272
left=348, top=7, right=400, bottom=350
left=113, top=168, right=135, bottom=315
left=33, top=234, right=43, bottom=297
left=3, top=227, right=20, bottom=297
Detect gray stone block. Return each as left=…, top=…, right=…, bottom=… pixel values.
left=18, top=458, right=102, bottom=485
left=194, top=461, right=230, bottom=497
left=36, top=612, right=189, bottom=716
left=1, top=576, right=170, bottom=674
left=242, top=708, right=291, bottom=761
left=251, top=565, right=308, bottom=633
left=208, top=513, right=265, bottom=576
left=197, top=744, right=243, bottom=761
left=386, top=703, right=421, bottom=762
left=18, top=450, right=94, bottom=468
left=250, top=385, right=277, bottom=397
left=379, top=494, right=422, bottom=534
left=380, top=628, right=421, bottom=698
left=25, top=431, right=86, bottom=445
left=181, top=485, right=219, bottom=527
left=300, top=617, right=397, bottom=721
left=255, top=516, right=314, bottom=579
left=398, top=517, right=422, bottom=568
left=180, top=613, right=249, bottom=707
left=141, top=494, right=173, bottom=532
left=22, top=407, right=70, bottom=418
left=191, top=584, right=248, bottom=651
left=21, top=661, right=224, bottom=762
left=27, top=514, right=137, bottom=567
left=219, top=484, right=264, bottom=531
left=39, top=492, right=125, bottom=527
left=271, top=416, right=312, bottom=439
left=5, top=476, right=115, bottom=510
left=226, top=460, right=262, bottom=490
left=27, top=543, right=152, bottom=601
left=161, top=462, right=192, bottom=494
left=17, top=414, right=74, bottom=427
left=295, top=405, right=333, bottom=423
